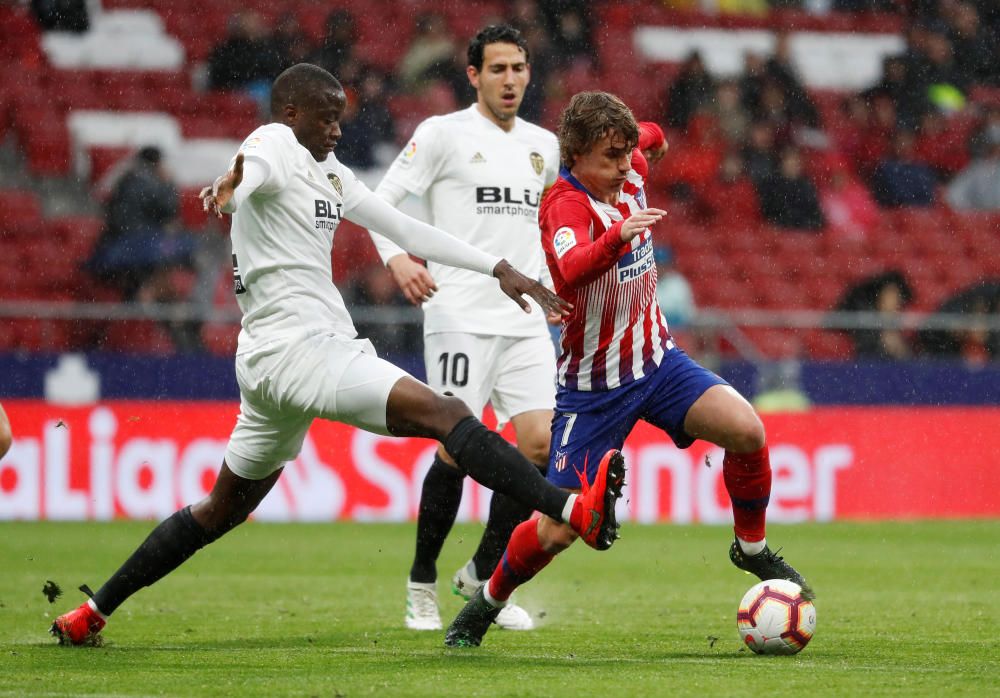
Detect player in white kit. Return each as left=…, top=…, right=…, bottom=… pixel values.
left=49, top=64, right=626, bottom=646
left=366, top=26, right=560, bottom=631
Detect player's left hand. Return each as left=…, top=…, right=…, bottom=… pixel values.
left=642, top=139, right=668, bottom=166
left=200, top=153, right=244, bottom=218
left=493, top=260, right=572, bottom=317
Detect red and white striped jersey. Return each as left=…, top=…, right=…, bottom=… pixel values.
left=540, top=145, right=672, bottom=391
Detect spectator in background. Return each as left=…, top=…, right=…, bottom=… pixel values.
left=665, top=51, right=715, bottom=129
left=854, top=93, right=898, bottom=179
left=837, top=270, right=914, bottom=360
left=870, top=130, right=938, bottom=208
left=754, top=79, right=793, bottom=136
left=946, top=125, right=1000, bottom=210
left=87, top=147, right=202, bottom=350
left=208, top=11, right=282, bottom=94
left=543, top=2, right=595, bottom=68
left=654, top=246, right=696, bottom=329
left=741, top=120, right=779, bottom=185
left=830, top=95, right=873, bottom=174
left=30, top=0, right=88, bottom=32
left=511, top=0, right=555, bottom=124
left=309, top=9, right=358, bottom=77
left=819, top=156, right=880, bottom=242
left=270, top=13, right=313, bottom=71
left=697, top=151, right=760, bottom=225
left=399, top=13, right=457, bottom=91
left=864, top=55, right=927, bottom=130
left=713, top=80, right=750, bottom=146
left=335, top=69, right=396, bottom=170
left=739, top=52, right=767, bottom=119
left=758, top=147, right=825, bottom=230
left=946, top=2, right=999, bottom=87
left=908, top=22, right=969, bottom=114
left=765, top=34, right=820, bottom=129
left=919, top=281, right=1000, bottom=363
left=914, top=110, right=969, bottom=180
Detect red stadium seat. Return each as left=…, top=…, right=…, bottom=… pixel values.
left=0, top=189, right=43, bottom=230
left=803, top=329, right=854, bottom=360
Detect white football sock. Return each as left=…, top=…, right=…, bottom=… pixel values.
left=561, top=494, right=578, bottom=524
left=738, top=537, right=766, bottom=556
left=482, top=583, right=503, bottom=608
left=87, top=598, right=108, bottom=620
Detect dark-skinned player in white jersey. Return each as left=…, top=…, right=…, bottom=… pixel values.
left=49, top=64, right=626, bottom=646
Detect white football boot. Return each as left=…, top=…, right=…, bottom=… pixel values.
left=405, top=580, right=442, bottom=630
left=452, top=561, right=534, bottom=631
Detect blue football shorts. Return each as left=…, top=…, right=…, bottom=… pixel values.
left=546, top=347, right=728, bottom=489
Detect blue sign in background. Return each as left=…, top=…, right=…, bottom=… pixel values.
left=2, top=352, right=999, bottom=405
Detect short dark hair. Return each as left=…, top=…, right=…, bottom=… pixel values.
left=557, top=91, right=639, bottom=168
left=270, top=63, right=343, bottom=117
left=467, top=24, right=529, bottom=70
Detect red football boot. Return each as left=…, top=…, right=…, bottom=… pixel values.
left=51, top=602, right=106, bottom=646
left=571, top=449, right=626, bottom=550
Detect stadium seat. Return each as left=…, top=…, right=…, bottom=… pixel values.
left=803, top=329, right=854, bottom=360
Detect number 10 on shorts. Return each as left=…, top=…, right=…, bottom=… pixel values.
left=438, top=352, right=469, bottom=387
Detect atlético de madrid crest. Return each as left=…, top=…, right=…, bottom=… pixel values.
left=529, top=151, right=544, bottom=176
left=326, top=172, right=343, bottom=196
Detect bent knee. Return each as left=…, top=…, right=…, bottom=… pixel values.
left=729, top=414, right=766, bottom=453
left=519, top=439, right=551, bottom=468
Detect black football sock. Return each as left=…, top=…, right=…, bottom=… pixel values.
left=409, top=455, right=465, bottom=584
left=92, top=506, right=219, bottom=616
left=443, top=417, right=568, bottom=523
left=471, top=488, right=537, bottom=581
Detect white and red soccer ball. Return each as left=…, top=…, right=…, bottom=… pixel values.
left=737, top=579, right=816, bottom=655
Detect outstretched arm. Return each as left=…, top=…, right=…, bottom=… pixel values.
left=200, top=153, right=246, bottom=217
left=348, top=189, right=570, bottom=317
left=368, top=179, right=438, bottom=305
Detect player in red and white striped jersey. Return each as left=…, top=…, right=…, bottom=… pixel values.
left=446, top=92, right=812, bottom=648
left=542, top=121, right=671, bottom=391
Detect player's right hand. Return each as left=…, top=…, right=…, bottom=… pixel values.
left=493, top=260, right=573, bottom=317
left=200, top=153, right=245, bottom=218
left=387, top=254, right=437, bottom=305
left=620, top=208, right=667, bottom=243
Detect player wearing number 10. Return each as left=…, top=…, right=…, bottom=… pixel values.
left=368, top=25, right=560, bottom=632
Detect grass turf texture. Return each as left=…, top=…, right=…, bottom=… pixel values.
left=2, top=520, right=998, bottom=697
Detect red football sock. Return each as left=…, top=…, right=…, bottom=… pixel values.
left=723, top=446, right=772, bottom=543
left=487, top=518, right=556, bottom=603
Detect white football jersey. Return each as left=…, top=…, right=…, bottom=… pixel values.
left=229, top=123, right=368, bottom=354
left=376, top=104, right=560, bottom=337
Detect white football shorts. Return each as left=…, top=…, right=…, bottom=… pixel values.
left=423, top=331, right=556, bottom=428
left=225, top=331, right=409, bottom=480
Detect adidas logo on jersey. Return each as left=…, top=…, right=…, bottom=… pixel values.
left=469, top=152, right=486, bottom=164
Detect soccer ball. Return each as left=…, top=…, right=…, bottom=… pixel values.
left=737, top=579, right=816, bottom=655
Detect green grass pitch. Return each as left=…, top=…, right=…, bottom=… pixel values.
left=2, top=520, right=998, bottom=697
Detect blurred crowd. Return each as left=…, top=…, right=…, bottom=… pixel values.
left=202, top=0, right=596, bottom=169
left=16, top=0, right=999, bottom=361
left=659, top=0, right=1000, bottom=239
